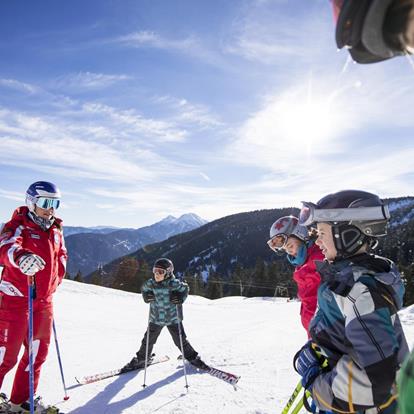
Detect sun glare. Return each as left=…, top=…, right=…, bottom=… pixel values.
left=277, top=96, right=337, bottom=152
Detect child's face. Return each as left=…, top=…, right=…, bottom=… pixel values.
left=153, top=267, right=166, bottom=282
left=316, top=222, right=337, bottom=262
left=284, top=236, right=303, bottom=257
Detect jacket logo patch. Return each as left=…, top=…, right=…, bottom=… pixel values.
left=54, top=232, right=60, bottom=245
left=30, top=234, right=41, bottom=239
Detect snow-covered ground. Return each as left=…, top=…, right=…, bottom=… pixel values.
left=2, top=280, right=414, bottom=414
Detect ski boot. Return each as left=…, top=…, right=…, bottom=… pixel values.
left=121, top=354, right=153, bottom=373
left=0, top=393, right=10, bottom=413
left=189, top=356, right=210, bottom=370
left=9, top=396, right=60, bottom=413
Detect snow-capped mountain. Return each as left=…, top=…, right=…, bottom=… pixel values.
left=65, top=213, right=208, bottom=276
left=98, top=196, right=414, bottom=292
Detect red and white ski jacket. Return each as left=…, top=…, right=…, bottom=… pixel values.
left=0, top=206, right=67, bottom=299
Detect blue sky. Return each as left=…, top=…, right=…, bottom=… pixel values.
left=1, top=0, right=413, bottom=228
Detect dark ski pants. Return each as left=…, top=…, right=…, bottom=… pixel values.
left=136, top=322, right=198, bottom=361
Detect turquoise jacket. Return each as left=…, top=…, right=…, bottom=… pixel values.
left=141, top=275, right=189, bottom=326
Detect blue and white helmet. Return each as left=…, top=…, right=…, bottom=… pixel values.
left=25, top=181, right=61, bottom=213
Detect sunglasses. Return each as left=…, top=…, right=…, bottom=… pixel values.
left=36, top=197, right=60, bottom=210
left=153, top=267, right=167, bottom=276
left=267, top=234, right=288, bottom=252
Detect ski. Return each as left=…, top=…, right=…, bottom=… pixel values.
left=204, top=366, right=240, bottom=389
left=176, top=355, right=240, bottom=388
left=75, top=355, right=170, bottom=385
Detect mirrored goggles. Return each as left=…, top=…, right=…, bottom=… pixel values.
left=299, top=201, right=390, bottom=227
left=36, top=197, right=60, bottom=210
left=267, top=234, right=288, bottom=252
left=153, top=267, right=167, bottom=276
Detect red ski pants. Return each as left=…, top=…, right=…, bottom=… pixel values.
left=0, top=295, right=53, bottom=404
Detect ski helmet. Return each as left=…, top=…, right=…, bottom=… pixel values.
left=267, top=216, right=309, bottom=252
left=299, top=189, right=390, bottom=258
left=153, top=258, right=174, bottom=278
left=25, top=181, right=61, bottom=213
left=333, top=0, right=409, bottom=63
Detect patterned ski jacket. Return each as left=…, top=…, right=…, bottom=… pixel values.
left=309, top=254, right=409, bottom=414
left=293, top=242, right=324, bottom=335
left=0, top=206, right=67, bottom=300
left=142, top=275, right=189, bottom=326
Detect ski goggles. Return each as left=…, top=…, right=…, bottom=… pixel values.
left=153, top=267, right=167, bottom=276
left=267, top=234, right=288, bottom=252
left=35, top=197, right=61, bottom=210
left=298, top=201, right=390, bottom=227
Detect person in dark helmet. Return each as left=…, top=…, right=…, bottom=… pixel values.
left=122, top=258, right=209, bottom=371
left=293, top=190, right=409, bottom=414
left=332, top=0, right=414, bottom=63
left=267, top=216, right=324, bottom=336
left=0, top=181, right=67, bottom=413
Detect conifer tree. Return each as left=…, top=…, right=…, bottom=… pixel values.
left=74, top=270, right=84, bottom=283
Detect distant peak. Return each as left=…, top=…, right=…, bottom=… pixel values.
left=160, top=215, right=177, bottom=223
left=177, top=213, right=208, bottom=224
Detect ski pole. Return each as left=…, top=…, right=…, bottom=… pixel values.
left=142, top=308, right=151, bottom=388
left=52, top=320, right=69, bottom=400
left=28, top=275, right=36, bottom=414
left=281, top=380, right=303, bottom=414
left=176, top=305, right=189, bottom=390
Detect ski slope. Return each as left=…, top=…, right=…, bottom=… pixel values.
left=2, top=280, right=414, bottom=414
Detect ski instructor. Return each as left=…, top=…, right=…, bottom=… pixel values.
left=0, top=181, right=67, bottom=413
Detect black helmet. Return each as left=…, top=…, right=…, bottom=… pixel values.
left=333, top=0, right=409, bottom=64
left=299, top=190, right=390, bottom=258
left=153, top=258, right=174, bottom=278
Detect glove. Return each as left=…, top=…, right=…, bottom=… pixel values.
left=170, top=291, right=184, bottom=304
left=294, top=341, right=322, bottom=390
left=142, top=291, right=155, bottom=303
left=18, top=254, right=46, bottom=276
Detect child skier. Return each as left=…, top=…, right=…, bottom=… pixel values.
left=267, top=216, right=324, bottom=335
left=293, top=190, right=409, bottom=414
left=122, top=258, right=209, bottom=372
left=0, top=181, right=67, bottom=413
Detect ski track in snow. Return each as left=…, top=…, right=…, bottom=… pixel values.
left=3, top=280, right=414, bottom=414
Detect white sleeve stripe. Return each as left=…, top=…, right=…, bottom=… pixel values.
left=4, top=226, right=24, bottom=268
left=7, top=245, right=21, bottom=268
left=0, top=225, right=24, bottom=248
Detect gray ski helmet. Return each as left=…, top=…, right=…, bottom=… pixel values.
left=153, top=258, right=174, bottom=278
left=268, top=216, right=309, bottom=253
left=301, top=189, right=390, bottom=258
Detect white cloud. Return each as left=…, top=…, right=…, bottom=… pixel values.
left=113, top=30, right=229, bottom=68
left=115, top=30, right=199, bottom=52
left=224, top=1, right=334, bottom=65
left=81, top=102, right=188, bottom=143
left=0, top=106, right=195, bottom=185
left=0, top=189, right=22, bottom=202
left=199, top=172, right=211, bottom=181
left=54, top=71, right=131, bottom=90
left=0, top=78, right=39, bottom=94
left=151, top=95, right=222, bottom=129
